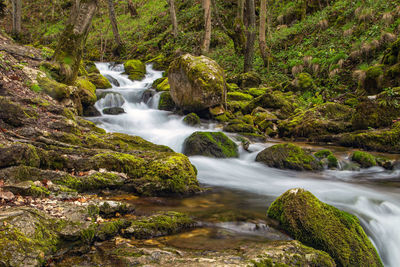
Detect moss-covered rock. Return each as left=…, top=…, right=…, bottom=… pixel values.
left=244, top=90, right=298, bottom=119
left=124, top=59, right=146, bottom=81
left=88, top=73, right=112, bottom=89
left=0, top=208, right=65, bottom=266
left=75, top=77, right=97, bottom=108
left=351, top=151, right=377, bottom=168
left=183, top=131, right=238, bottom=158
left=84, top=60, right=100, bottom=74
left=168, top=54, right=227, bottom=112
left=227, top=92, right=254, bottom=101
left=183, top=113, right=201, bottom=126
left=37, top=75, right=71, bottom=101
left=267, top=188, right=383, bottom=267
left=351, top=97, right=400, bottom=130
left=158, top=92, right=175, bottom=111
left=223, top=121, right=258, bottom=134
left=252, top=240, right=336, bottom=267
left=364, top=65, right=384, bottom=95
left=279, top=102, right=353, bottom=138
left=0, top=97, right=31, bottom=127
left=256, top=143, right=322, bottom=171
left=54, top=172, right=126, bottom=192
left=314, top=149, right=339, bottom=169
left=229, top=71, right=261, bottom=88
left=123, top=212, right=194, bottom=239
left=0, top=143, right=40, bottom=168
left=155, top=77, right=170, bottom=91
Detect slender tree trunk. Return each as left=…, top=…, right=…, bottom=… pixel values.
left=201, top=0, right=212, bottom=54
left=127, top=0, right=137, bottom=17
left=244, top=0, right=255, bottom=72
left=107, top=0, right=122, bottom=48
left=53, top=0, right=99, bottom=85
left=259, top=0, right=268, bottom=67
left=168, top=0, right=178, bottom=38
left=238, top=0, right=245, bottom=23
left=11, top=0, right=22, bottom=38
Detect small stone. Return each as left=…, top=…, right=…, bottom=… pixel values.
left=0, top=191, right=15, bottom=201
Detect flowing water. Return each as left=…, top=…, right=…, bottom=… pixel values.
left=90, top=63, right=400, bottom=266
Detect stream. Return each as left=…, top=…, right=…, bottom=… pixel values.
left=90, top=63, right=400, bottom=266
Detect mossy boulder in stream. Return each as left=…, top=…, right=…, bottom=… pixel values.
left=88, top=73, right=112, bottom=89
left=183, top=113, right=201, bottom=126
left=183, top=131, right=238, bottom=158
left=351, top=151, right=377, bottom=168
left=75, top=77, right=97, bottom=107
left=168, top=54, right=227, bottom=112
left=256, top=143, right=322, bottom=171
left=267, top=188, right=383, bottom=267
left=124, top=59, right=146, bottom=81
left=158, top=92, right=175, bottom=111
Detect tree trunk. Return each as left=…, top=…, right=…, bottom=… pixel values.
left=53, top=0, right=99, bottom=85
left=259, top=0, right=268, bottom=67
left=11, top=0, right=22, bottom=38
left=201, top=0, right=212, bottom=54
left=238, top=0, right=245, bottom=23
left=244, top=0, right=255, bottom=72
left=168, top=0, right=178, bottom=38
left=127, top=0, right=137, bottom=17
left=107, top=0, right=122, bottom=48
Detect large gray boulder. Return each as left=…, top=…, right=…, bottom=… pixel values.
left=168, top=54, right=227, bottom=112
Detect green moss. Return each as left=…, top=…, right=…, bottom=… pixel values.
left=155, top=77, right=170, bottom=91
left=267, top=189, right=383, bottom=267
left=37, top=75, right=71, bottom=101
left=183, top=131, right=238, bottom=158
left=351, top=151, right=377, bottom=168
left=256, top=143, right=322, bottom=171
left=96, top=220, right=130, bottom=241
left=75, top=77, right=97, bottom=107
left=28, top=182, right=51, bottom=197
left=84, top=60, right=100, bottom=74
left=227, top=92, right=254, bottom=101
left=54, top=172, right=124, bottom=192
left=248, top=88, right=268, bottom=97
left=314, top=149, right=333, bottom=159
left=183, top=113, right=200, bottom=126
left=223, top=122, right=258, bottom=134
left=124, top=212, right=194, bottom=239
left=327, top=155, right=339, bottom=168
left=88, top=73, right=112, bottom=89
left=158, top=92, right=175, bottom=111
left=124, top=59, right=146, bottom=81
left=30, top=84, right=42, bottom=93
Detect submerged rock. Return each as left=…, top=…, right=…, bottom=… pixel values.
left=104, top=74, right=120, bottom=87
left=168, top=54, right=227, bottom=112
left=124, top=59, right=146, bottom=81
left=183, top=131, right=238, bottom=158
left=256, top=143, right=322, bottom=171
left=103, top=107, right=125, bottom=115
left=267, top=188, right=383, bottom=267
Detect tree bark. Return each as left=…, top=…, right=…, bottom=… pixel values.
left=201, top=0, right=212, bottom=54
left=107, top=0, right=122, bottom=48
left=11, top=0, right=22, bottom=38
left=127, top=0, right=137, bottom=17
left=168, top=0, right=178, bottom=38
left=259, top=0, right=268, bottom=67
left=237, top=0, right=245, bottom=23
left=244, top=0, right=255, bottom=72
left=53, top=0, right=99, bottom=85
